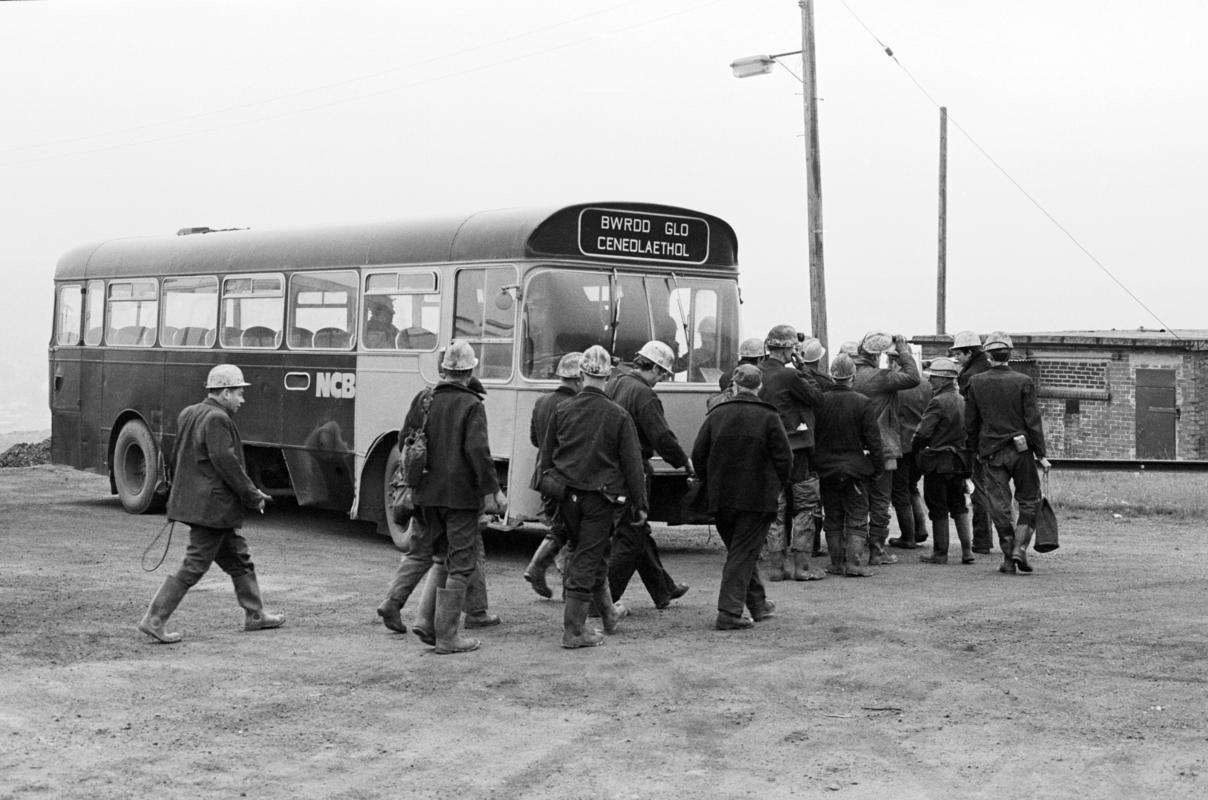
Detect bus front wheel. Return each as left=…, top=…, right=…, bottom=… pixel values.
left=114, top=419, right=166, bottom=514
left=381, top=446, right=412, bottom=550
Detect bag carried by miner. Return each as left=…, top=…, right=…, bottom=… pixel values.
left=389, top=389, right=433, bottom=525
left=1034, top=471, right=1059, bottom=553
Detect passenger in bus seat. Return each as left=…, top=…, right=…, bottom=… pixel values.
left=522, top=352, right=584, bottom=598
left=606, top=340, right=693, bottom=610
left=136, top=364, right=283, bottom=644
left=375, top=341, right=505, bottom=654
left=364, top=297, right=400, bottom=349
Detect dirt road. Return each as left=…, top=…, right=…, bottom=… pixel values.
left=1, top=464, right=1205, bottom=799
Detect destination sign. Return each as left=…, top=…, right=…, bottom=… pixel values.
left=578, top=207, right=709, bottom=265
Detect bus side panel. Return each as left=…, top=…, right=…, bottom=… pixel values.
left=49, top=347, right=82, bottom=467
left=277, top=353, right=356, bottom=510
left=102, top=348, right=166, bottom=453
left=80, top=349, right=106, bottom=472
left=351, top=351, right=430, bottom=520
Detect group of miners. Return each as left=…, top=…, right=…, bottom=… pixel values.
left=137, top=324, right=1050, bottom=654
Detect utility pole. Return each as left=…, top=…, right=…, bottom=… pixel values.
left=800, top=0, right=827, bottom=354
left=936, top=106, right=948, bottom=334
left=937, top=105, right=947, bottom=331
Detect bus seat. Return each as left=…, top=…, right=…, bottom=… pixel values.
left=313, top=327, right=351, bottom=349
left=289, top=328, right=313, bottom=348
left=161, top=326, right=179, bottom=346
left=178, top=326, right=216, bottom=347
left=241, top=326, right=280, bottom=348
left=398, top=326, right=436, bottom=350
left=221, top=327, right=243, bottom=348
left=111, top=325, right=146, bottom=345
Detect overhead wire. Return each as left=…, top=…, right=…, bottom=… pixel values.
left=831, top=0, right=1179, bottom=337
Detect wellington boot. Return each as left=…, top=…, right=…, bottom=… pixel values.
left=523, top=537, right=561, bottom=599
left=920, top=518, right=950, bottom=564
left=1012, top=525, right=1035, bottom=573
left=137, top=576, right=189, bottom=644
left=998, top=533, right=1017, bottom=574
left=411, top=564, right=445, bottom=646
left=792, top=551, right=825, bottom=581
left=868, top=542, right=899, bottom=566
left=824, top=532, right=845, bottom=575
left=955, top=514, right=976, bottom=564
left=376, top=599, right=406, bottom=634
left=562, top=595, right=605, bottom=648
left=232, top=572, right=285, bottom=631
left=843, top=533, right=874, bottom=577
left=766, top=550, right=791, bottom=582
left=434, top=579, right=479, bottom=654
left=593, top=586, right=627, bottom=634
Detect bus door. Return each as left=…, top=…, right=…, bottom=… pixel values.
left=279, top=270, right=357, bottom=510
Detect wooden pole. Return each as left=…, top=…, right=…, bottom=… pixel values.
left=800, top=0, right=827, bottom=354
left=937, top=106, right=948, bottom=335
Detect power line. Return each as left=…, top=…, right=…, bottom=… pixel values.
left=831, top=0, right=1179, bottom=338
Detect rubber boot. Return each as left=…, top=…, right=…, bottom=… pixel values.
left=137, top=576, right=189, bottom=643
left=954, top=514, right=975, bottom=564
left=377, top=556, right=430, bottom=633
left=464, top=561, right=501, bottom=628
left=919, top=518, right=949, bottom=564
left=434, top=577, right=479, bottom=654
left=998, top=531, right=1017, bottom=574
left=824, top=532, right=845, bottom=575
left=912, top=494, right=930, bottom=544
left=888, top=501, right=918, bottom=549
left=792, top=550, right=825, bottom=581
left=766, top=550, right=791, bottom=582
left=593, top=585, right=628, bottom=634
left=232, top=572, right=285, bottom=631
left=523, top=537, right=560, bottom=599
left=411, top=563, right=445, bottom=646
left=843, top=533, right=874, bottom=577
left=562, top=595, right=605, bottom=648
left=811, top=514, right=827, bottom=557
left=1012, top=524, right=1035, bottom=573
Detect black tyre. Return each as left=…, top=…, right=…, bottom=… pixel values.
left=113, top=419, right=165, bottom=514
left=381, top=445, right=412, bottom=550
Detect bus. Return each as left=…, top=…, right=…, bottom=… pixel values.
left=49, top=201, right=741, bottom=546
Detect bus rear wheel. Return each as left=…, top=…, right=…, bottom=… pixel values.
left=114, top=419, right=166, bottom=514
left=381, top=445, right=412, bottom=550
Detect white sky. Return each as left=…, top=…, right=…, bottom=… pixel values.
left=2, top=0, right=1204, bottom=430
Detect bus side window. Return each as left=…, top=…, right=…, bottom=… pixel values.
left=364, top=271, right=440, bottom=352
left=290, top=271, right=357, bottom=350
left=222, top=274, right=284, bottom=349
left=162, top=276, right=218, bottom=348
left=56, top=284, right=83, bottom=346
left=84, top=280, right=104, bottom=346
left=105, top=280, right=158, bottom=347
left=454, top=267, right=515, bottom=380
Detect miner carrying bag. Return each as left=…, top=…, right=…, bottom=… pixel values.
left=389, top=388, right=433, bottom=525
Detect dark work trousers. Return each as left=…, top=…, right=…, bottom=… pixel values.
left=864, top=467, right=895, bottom=551
left=983, top=449, right=1041, bottom=532
left=609, top=470, right=675, bottom=606
left=559, top=490, right=623, bottom=600
left=891, top=455, right=923, bottom=519
left=539, top=494, right=570, bottom=551
left=970, top=461, right=994, bottom=551
left=174, top=525, right=256, bottom=586
left=922, top=473, right=969, bottom=520
left=715, top=508, right=775, bottom=618
left=411, top=506, right=479, bottom=579
left=820, top=476, right=871, bottom=538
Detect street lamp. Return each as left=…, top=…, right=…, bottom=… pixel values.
left=731, top=0, right=827, bottom=356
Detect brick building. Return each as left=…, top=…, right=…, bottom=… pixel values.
left=910, top=330, right=1208, bottom=461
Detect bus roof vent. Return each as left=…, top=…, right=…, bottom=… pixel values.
left=175, top=226, right=248, bottom=236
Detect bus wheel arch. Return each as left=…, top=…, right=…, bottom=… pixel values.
left=111, top=415, right=167, bottom=514
left=363, top=433, right=411, bottom=549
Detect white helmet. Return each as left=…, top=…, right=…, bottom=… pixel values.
left=928, top=357, right=960, bottom=377
left=636, top=340, right=676, bottom=374
left=949, top=330, right=982, bottom=352
left=580, top=345, right=613, bottom=377
left=205, top=364, right=251, bottom=389
left=555, top=352, right=583, bottom=379
left=441, top=340, right=479, bottom=371
left=983, top=331, right=1014, bottom=352
left=737, top=337, right=766, bottom=359
left=798, top=337, right=825, bottom=363
left=859, top=331, right=893, bottom=356
left=830, top=353, right=857, bottom=380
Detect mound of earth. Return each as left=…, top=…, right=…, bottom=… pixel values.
left=0, top=437, right=51, bottom=467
